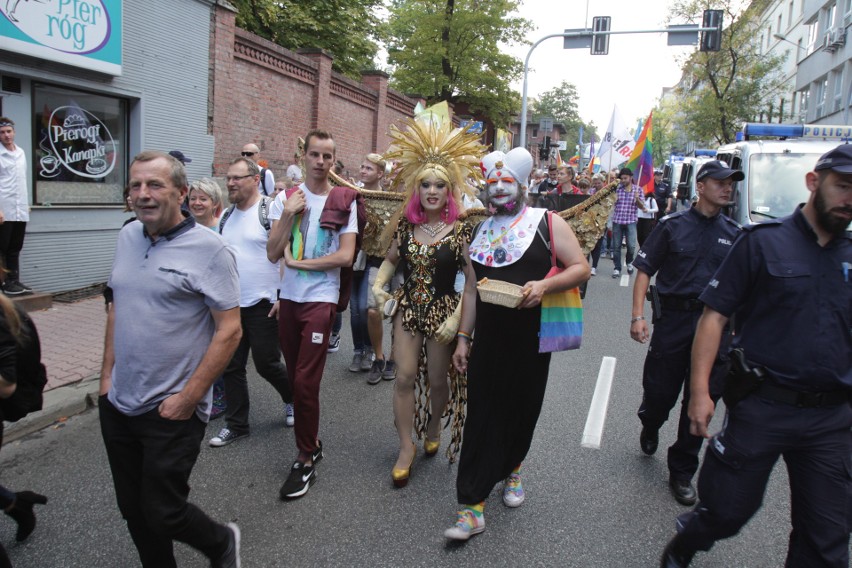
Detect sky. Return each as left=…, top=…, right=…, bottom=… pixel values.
left=506, top=0, right=699, bottom=136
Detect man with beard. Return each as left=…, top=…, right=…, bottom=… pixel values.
left=660, top=144, right=852, bottom=567
left=446, top=148, right=589, bottom=541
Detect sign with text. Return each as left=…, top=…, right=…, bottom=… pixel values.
left=0, top=0, right=122, bottom=75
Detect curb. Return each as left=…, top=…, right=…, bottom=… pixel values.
left=4, top=375, right=101, bottom=443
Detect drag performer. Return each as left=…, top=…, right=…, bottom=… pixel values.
left=445, top=148, right=589, bottom=540
left=372, top=118, right=484, bottom=488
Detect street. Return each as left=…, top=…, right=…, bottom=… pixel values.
left=1, top=263, right=799, bottom=567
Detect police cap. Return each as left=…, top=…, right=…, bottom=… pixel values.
left=696, top=160, right=744, bottom=182
left=814, top=144, right=852, bottom=174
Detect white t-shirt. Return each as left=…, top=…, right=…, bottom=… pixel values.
left=269, top=185, right=358, bottom=304
left=0, top=144, right=29, bottom=222
left=637, top=194, right=659, bottom=219
left=258, top=168, right=275, bottom=195
left=221, top=199, right=280, bottom=307
left=286, top=164, right=303, bottom=182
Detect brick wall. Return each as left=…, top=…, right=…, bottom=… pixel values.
left=210, top=4, right=420, bottom=181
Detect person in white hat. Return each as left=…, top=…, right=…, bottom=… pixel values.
left=445, top=147, right=589, bottom=541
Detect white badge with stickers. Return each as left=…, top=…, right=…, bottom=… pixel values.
left=312, top=332, right=323, bottom=344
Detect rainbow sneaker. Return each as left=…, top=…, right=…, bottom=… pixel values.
left=443, top=508, right=485, bottom=541
left=502, top=473, right=525, bottom=507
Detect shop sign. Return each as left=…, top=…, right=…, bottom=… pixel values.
left=0, top=0, right=121, bottom=75
left=40, top=106, right=116, bottom=179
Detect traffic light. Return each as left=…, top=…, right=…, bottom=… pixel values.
left=591, top=16, right=611, bottom=55
left=700, top=9, right=723, bottom=52
left=539, top=145, right=549, bottom=161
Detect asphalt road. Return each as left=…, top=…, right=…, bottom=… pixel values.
left=0, top=261, right=811, bottom=567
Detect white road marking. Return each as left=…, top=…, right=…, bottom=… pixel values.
left=620, top=274, right=630, bottom=287
left=581, top=356, right=617, bottom=449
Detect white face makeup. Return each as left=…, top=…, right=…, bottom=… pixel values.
left=486, top=177, right=522, bottom=215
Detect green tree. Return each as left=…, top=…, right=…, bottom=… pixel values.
left=530, top=81, right=597, bottom=161
left=382, top=0, right=533, bottom=125
left=666, top=0, right=785, bottom=145
left=229, top=0, right=383, bottom=79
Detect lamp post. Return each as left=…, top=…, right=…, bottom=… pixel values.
left=772, top=33, right=804, bottom=53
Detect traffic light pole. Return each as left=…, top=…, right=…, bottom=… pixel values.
left=518, top=25, right=718, bottom=149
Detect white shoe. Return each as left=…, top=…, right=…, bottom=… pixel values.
left=502, top=473, right=525, bottom=507
left=612, top=269, right=620, bottom=279
left=443, top=509, right=485, bottom=541
left=284, top=403, right=295, bottom=427
left=590, top=267, right=596, bottom=276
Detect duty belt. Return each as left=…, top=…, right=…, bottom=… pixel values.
left=658, top=296, right=703, bottom=311
left=755, top=380, right=850, bottom=408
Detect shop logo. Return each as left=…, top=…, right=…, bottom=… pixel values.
left=1, top=0, right=112, bottom=54
left=41, top=106, right=115, bottom=179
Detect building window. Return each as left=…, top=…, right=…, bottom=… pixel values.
left=798, top=88, right=809, bottom=122
left=815, top=76, right=828, bottom=118
left=807, top=22, right=817, bottom=54
left=826, top=2, right=837, bottom=29
left=777, top=14, right=783, bottom=34
left=788, top=1, right=795, bottom=28
left=844, top=0, right=852, bottom=25
left=832, top=69, right=844, bottom=113
left=33, top=84, right=127, bottom=206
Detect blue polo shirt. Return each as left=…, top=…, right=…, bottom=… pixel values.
left=633, top=207, right=741, bottom=298
left=699, top=206, right=851, bottom=391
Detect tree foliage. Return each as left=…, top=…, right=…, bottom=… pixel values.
left=530, top=80, right=597, bottom=158
left=382, top=0, right=533, bottom=125
left=664, top=0, right=785, bottom=145
left=229, top=0, right=383, bottom=79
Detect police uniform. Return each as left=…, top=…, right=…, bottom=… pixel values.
left=653, top=178, right=671, bottom=220
left=672, top=206, right=852, bottom=566
left=633, top=206, right=740, bottom=485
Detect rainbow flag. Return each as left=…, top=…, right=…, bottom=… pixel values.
left=626, top=111, right=654, bottom=195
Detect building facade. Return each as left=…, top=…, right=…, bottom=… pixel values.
left=0, top=0, right=418, bottom=293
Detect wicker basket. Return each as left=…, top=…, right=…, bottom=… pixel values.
left=477, top=279, right=525, bottom=308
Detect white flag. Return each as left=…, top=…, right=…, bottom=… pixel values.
left=596, top=105, right=635, bottom=172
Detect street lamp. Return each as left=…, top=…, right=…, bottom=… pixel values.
left=773, top=33, right=804, bottom=52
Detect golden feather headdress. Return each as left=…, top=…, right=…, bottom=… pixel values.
left=383, top=118, right=486, bottom=202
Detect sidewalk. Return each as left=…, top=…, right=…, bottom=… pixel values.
left=5, top=297, right=105, bottom=442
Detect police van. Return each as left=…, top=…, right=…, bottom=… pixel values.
left=715, top=123, right=849, bottom=225
left=675, top=150, right=716, bottom=209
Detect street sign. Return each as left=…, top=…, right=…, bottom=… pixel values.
left=667, top=24, right=699, bottom=46
left=701, top=9, right=723, bottom=52
left=563, top=29, right=592, bottom=49
left=557, top=141, right=568, bottom=151
left=539, top=117, right=553, bottom=133
left=459, top=120, right=484, bottom=134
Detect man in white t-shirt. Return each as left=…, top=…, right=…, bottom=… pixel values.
left=0, top=117, right=32, bottom=295
left=241, top=143, right=275, bottom=196
left=267, top=130, right=358, bottom=500
left=208, top=157, right=295, bottom=449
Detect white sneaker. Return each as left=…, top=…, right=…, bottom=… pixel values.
left=443, top=509, right=485, bottom=541
left=590, top=267, right=596, bottom=276
left=502, top=473, right=525, bottom=507
left=284, top=403, right=295, bottom=427
left=612, top=269, right=620, bottom=279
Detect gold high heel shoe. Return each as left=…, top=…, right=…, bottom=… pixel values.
left=424, top=436, right=441, bottom=457
left=392, top=446, right=417, bottom=488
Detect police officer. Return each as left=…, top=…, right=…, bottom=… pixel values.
left=660, top=145, right=852, bottom=567
left=630, top=160, right=743, bottom=506
left=653, top=168, right=672, bottom=219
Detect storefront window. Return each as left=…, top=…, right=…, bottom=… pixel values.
left=33, top=84, right=127, bottom=205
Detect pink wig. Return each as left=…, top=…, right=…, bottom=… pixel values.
left=404, top=187, right=460, bottom=225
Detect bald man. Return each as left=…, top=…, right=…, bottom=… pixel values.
left=241, top=143, right=275, bottom=196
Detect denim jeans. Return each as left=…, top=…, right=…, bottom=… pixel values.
left=100, top=398, right=230, bottom=567
left=223, top=300, right=291, bottom=434
left=611, top=222, right=637, bottom=271
left=349, top=270, right=371, bottom=352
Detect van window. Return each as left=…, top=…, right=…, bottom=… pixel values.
left=748, top=153, right=821, bottom=220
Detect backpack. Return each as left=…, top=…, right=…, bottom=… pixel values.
left=218, top=195, right=272, bottom=234
left=0, top=307, right=47, bottom=422
left=259, top=167, right=269, bottom=196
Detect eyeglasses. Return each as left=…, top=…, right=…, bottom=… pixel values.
left=241, top=151, right=256, bottom=157
left=226, top=174, right=255, bottom=182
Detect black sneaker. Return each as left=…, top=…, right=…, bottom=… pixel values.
left=327, top=334, right=340, bottom=353
left=212, top=522, right=241, bottom=568
left=2, top=281, right=31, bottom=296
left=279, top=461, right=316, bottom=500
left=311, top=440, right=324, bottom=465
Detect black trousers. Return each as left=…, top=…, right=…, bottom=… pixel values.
left=676, top=396, right=852, bottom=567
left=0, top=221, right=26, bottom=274
left=99, top=397, right=229, bottom=568
left=223, top=300, right=291, bottom=434
left=638, top=309, right=729, bottom=481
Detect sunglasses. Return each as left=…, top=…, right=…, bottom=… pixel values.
left=241, top=151, right=256, bottom=157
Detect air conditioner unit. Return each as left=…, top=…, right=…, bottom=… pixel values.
left=0, top=75, right=22, bottom=96
left=822, top=27, right=846, bottom=52
left=829, top=27, right=846, bottom=48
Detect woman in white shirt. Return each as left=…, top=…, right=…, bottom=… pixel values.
left=637, top=191, right=659, bottom=247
